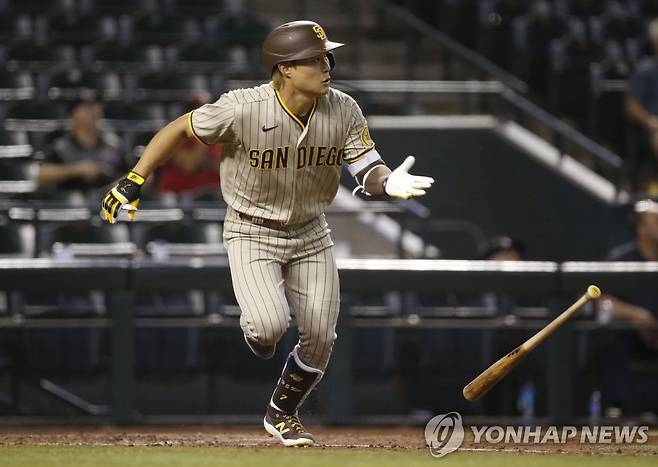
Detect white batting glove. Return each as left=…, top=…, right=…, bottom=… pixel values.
left=384, top=156, right=434, bottom=199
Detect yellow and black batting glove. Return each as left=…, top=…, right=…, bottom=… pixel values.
left=100, top=171, right=144, bottom=224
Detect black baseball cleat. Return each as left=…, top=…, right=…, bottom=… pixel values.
left=263, top=405, right=315, bottom=447
left=244, top=334, right=276, bottom=360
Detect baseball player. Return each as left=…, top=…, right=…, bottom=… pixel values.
left=101, top=20, right=434, bottom=446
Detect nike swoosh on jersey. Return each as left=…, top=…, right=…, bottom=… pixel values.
left=262, top=124, right=279, bottom=132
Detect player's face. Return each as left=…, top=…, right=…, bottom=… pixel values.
left=289, top=54, right=332, bottom=96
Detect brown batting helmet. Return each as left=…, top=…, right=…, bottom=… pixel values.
left=261, top=20, right=344, bottom=76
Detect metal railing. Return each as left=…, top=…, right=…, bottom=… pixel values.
left=0, top=259, right=656, bottom=424
left=0, top=198, right=432, bottom=259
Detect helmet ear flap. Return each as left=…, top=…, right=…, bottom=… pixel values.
left=327, top=52, right=335, bottom=70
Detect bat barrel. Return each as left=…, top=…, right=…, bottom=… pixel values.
left=462, top=285, right=600, bottom=401
left=462, top=346, right=527, bottom=401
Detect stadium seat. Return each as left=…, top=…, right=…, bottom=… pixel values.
left=102, top=102, right=167, bottom=132
left=134, top=72, right=209, bottom=101
left=217, top=13, right=269, bottom=46
left=175, top=44, right=227, bottom=72
left=47, top=13, right=117, bottom=46
left=3, top=101, right=68, bottom=148
left=0, top=160, right=37, bottom=194
left=4, top=100, right=68, bottom=134
left=46, top=222, right=135, bottom=258
left=6, top=0, right=71, bottom=16
left=0, top=71, right=35, bottom=101
left=91, top=42, right=165, bottom=72
left=5, top=42, right=76, bottom=71
left=167, top=0, right=226, bottom=16
left=142, top=223, right=224, bottom=258
left=0, top=13, right=34, bottom=44
left=0, top=223, right=36, bottom=258
left=4, top=100, right=67, bottom=120
left=133, top=15, right=202, bottom=46
left=9, top=189, right=85, bottom=203
left=47, top=69, right=123, bottom=100
left=86, top=0, right=156, bottom=16
left=0, top=130, right=32, bottom=159
left=425, top=219, right=487, bottom=259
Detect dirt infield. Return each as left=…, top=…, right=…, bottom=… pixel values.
left=0, top=426, right=656, bottom=456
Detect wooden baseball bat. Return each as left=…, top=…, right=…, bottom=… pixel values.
left=463, top=285, right=601, bottom=401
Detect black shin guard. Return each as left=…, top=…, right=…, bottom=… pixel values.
left=270, top=345, right=323, bottom=414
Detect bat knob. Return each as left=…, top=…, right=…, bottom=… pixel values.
left=587, top=285, right=601, bottom=299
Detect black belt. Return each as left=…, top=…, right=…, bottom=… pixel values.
left=237, top=212, right=308, bottom=231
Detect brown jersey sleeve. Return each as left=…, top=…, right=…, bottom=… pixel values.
left=342, top=100, right=376, bottom=164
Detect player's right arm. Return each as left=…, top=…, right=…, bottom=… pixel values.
left=599, top=295, right=658, bottom=350
left=132, top=114, right=193, bottom=178
left=626, top=98, right=658, bottom=132
left=342, top=98, right=433, bottom=199
left=100, top=92, right=238, bottom=223
left=625, top=67, right=658, bottom=132
left=100, top=114, right=193, bottom=223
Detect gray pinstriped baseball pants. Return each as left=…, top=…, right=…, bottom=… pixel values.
left=223, top=206, right=340, bottom=371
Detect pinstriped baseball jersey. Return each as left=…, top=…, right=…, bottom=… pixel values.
left=189, top=82, right=381, bottom=224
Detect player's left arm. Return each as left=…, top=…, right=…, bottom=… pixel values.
left=343, top=99, right=433, bottom=199
left=355, top=161, right=390, bottom=196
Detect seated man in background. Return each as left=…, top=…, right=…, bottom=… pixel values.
left=155, top=93, right=222, bottom=197
left=597, top=199, right=658, bottom=416
left=37, top=94, right=126, bottom=193
left=626, top=19, right=658, bottom=194
left=480, top=236, right=526, bottom=315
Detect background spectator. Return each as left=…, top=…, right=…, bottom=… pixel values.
left=626, top=19, right=658, bottom=194
left=594, top=199, right=658, bottom=416
left=36, top=94, right=126, bottom=193
left=482, top=235, right=525, bottom=261
left=155, top=92, right=222, bottom=196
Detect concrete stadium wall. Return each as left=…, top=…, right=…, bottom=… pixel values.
left=368, top=127, right=628, bottom=261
